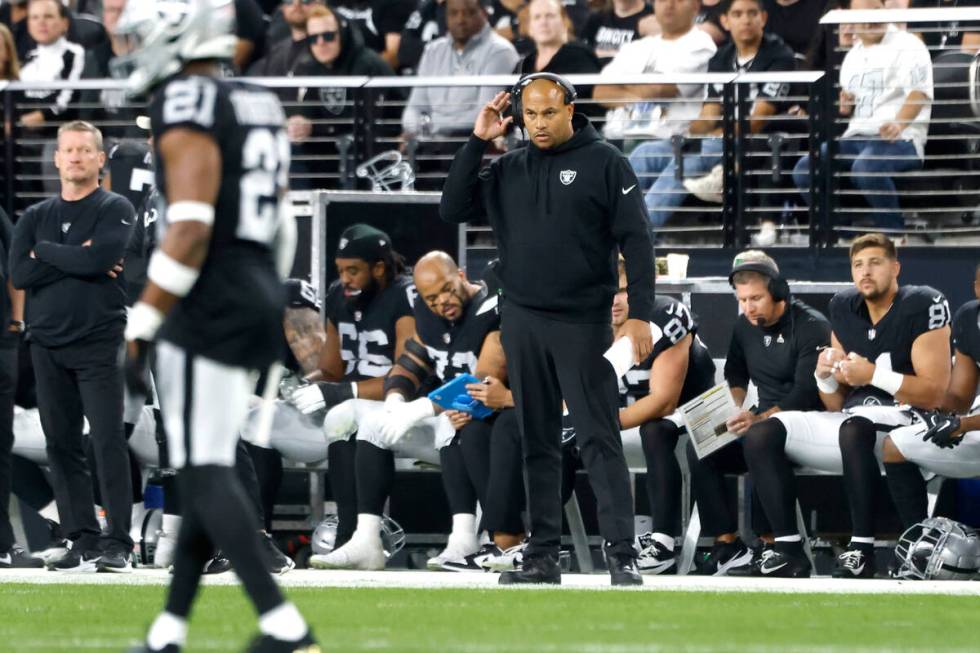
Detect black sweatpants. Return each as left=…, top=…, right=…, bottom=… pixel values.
left=501, top=301, right=635, bottom=558
left=32, top=337, right=132, bottom=549
left=0, top=344, right=17, bottom=551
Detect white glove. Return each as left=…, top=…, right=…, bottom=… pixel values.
left=287, top=384, right=325, bottom=415
left=322, top=399, right=360, bottom=443
left=380, top=397, right=435, bottom=446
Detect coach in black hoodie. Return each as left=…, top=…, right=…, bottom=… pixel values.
left=440, top=73, right=655, bottom=587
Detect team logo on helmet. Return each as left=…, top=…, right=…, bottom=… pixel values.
left=559, top=169, right=577, bottom=185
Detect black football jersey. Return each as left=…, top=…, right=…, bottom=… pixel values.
left=830, top=285, right=951, bottom=408
left=620, top=296, right=716, bottom=406
left=324, top=274, right=415, bottom=381
left=107, top=140, right=154, bottom=214
left=149, top=75, right=291, bottom=369
left=415, top=284, right=500, bottom=383
left=952, top=299, right=980, bottom=366
left=123, top=186, right=161, bottom=305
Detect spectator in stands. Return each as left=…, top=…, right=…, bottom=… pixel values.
left=516, top=0, right=600, bottom=116
left=18, top=0, right=86, bottom=128
left=639, top=0, right=795, bottom=228
left=594, top=0, right=716, bottom=178
left=100, top=0, right=127, bottom=59
left=397, top=0, right=447, bottom=74
left=582, top=0, right=653, bottom=63
left=696, top=0, right=729, bottom=44
left=911, top=0, right=980, bottom=56
left=792, top=0, right=933, bottom=230
left=399, top=0, right=445, bottom=67
left=689, top=251, right=829, bottom=576
left=284, top=5, right=396, bottom=189
left=333, top=0, right=417, bottom=69
left=247, top=0, right=324, bottom=76
left=763, top=0, right=830, bottom=59
left=491, top=0, right=591, bottom=48
left=0, top=23, right=19, bottom=149
left=401, top=0, right=518, bottom=186
left=232, top=0, right=269, bottom=72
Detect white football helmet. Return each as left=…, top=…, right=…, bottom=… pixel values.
left=310, top=514, right=406, bottom=559
left=110, top=0, right=237, bottom=97
left=894, top=516, right=980, bottom=581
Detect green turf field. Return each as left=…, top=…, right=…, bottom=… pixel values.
left=1, top=583, right=977, bottom=652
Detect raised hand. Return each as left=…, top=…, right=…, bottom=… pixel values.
left=474, top=91, right=513, bottom=141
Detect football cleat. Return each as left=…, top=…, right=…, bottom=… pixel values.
left=498, top=553, right=561, bottom=585
left=833, top=547, right=876, bottom=579
left=727, top=542, right=773, bottom=577
left=0, top=544, right=44, bottom=569
left=441, top=543, right=499, bottom=572
left=425, top=534, right=480, bottom=571
left=49, top=547, right=101, bottom=573
left=757, top=548, right=812, bottom=578
left=481, top=543, right=525, bottom=572
left=635, top=532, right=676, bottom=575
left=245, top=631, right=320, bottom=653
left=699, top=538, right=755, bottom=576
left=309, top=535, right=385, bottom=570
left=97, top=542, right=133, bottom=574
left=261, top=532, right=296, bottom=575
left=36, top=520, right=70, bottom=565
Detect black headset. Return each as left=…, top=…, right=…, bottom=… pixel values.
left=728, top=260, right=790, bottom=302
left=510, top=72, right=577, bottom=130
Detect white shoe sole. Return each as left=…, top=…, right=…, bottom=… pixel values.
left=310, top=553, right=384, bottom=571
left=50, top=560, right=100, bottom=573
left=714, top=549, right=755, bottom=576
left=637, top=559, right=676, bottom=575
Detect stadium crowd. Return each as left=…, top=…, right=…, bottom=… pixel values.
left=1, top=0, right=980, bottom=594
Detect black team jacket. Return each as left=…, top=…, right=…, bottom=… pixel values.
left=440, top=114, right=655, bottom=324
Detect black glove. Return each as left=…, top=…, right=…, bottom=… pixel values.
left=124, top=339, right=152, bottom=398
left=319, top=381, right=355, bottom=407
left=913, top=408, right=962, bottom=449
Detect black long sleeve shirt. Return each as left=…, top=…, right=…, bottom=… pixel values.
left=724, top=298, right=831, bottom=413
left=10, top=187, right=135, bottom=347
left=440, top=114, right=655, bottom=323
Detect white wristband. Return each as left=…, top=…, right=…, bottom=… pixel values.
left=148, top=250, right=200, bottom=297
left=125, top=301, right=164, bottom=341
left=871, top=367, right=904, bottom=397
left=815, top=371, right=839, bottom=394
left=350, top=381, right=358, bottom=399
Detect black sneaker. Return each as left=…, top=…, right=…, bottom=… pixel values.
left=98, top=542, right=133, bottom=574
left=757, top=548, right=812, bottom=578
left=699, top=538, right=755, bottom=576
left=832, top=547, right=876, bottom=578
left=607, top=551, right=643, bottom=586
left=246, top=630, right=320, bottom=652
left=635, top=532, right=676, bottom=575
left=49, top=547, right=101, bottom=573
left=261, top=532, right=296, bottom=575
left=442, top=543, right=498, bottom=572
left=202, top=551, right=232, bottom=575
left=0, top=544, right=44, bottom=568
left=728, top=542, right=773, bottom=577
left=499, top=553, right=561, bottom=585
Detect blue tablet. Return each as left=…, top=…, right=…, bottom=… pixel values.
left=427, top=373, right=494, bottom=420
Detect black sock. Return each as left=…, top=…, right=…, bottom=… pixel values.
left=165, top=499, right=212, bottom=618
left=484, top=410, right=525, bottom=535
left=173, top=466, right=284, bottom=615
left=327, top=438, right=357, bottom=547
left=839, top=417, right=879, bottom=539
left=742, top=418, right=799, bottom=538
left=355, top=441, right=394, bottom=516
left=687, top=438, right=746, bottom=537
left=439, top=440, right=476, bottom=515
left=244, top=442, right=284, bottom=533
left=234, top=440, right=264, bottom=529
left=458, top=420, right=491, bottom=520
left=774, top=539, right=804, bottom=556
left=885, top=461, right=928, bottom=529
left=640, top=419, right=681, bottom=537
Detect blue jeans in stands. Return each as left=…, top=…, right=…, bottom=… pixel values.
left=628, top=138, right=723, bottom=229
left=792, top=138, right=921, bottom=230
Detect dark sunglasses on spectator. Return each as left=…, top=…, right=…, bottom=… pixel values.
left=306, top=31, right=338, bottom=45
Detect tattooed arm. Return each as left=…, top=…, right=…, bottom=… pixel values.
left=283, top=307, right=326, bottom=375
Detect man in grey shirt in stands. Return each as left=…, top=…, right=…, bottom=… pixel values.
left=401, top=0, right=518, bottom=188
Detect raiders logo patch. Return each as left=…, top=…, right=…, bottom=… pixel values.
left=559, top=169, right=577, bottom=185
left=763, top=335, right=772, bottom=347
left=319, top=87, right=348, bottom=116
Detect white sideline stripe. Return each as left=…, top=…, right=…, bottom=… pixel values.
left=2, top=569, right=980, bottom=596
